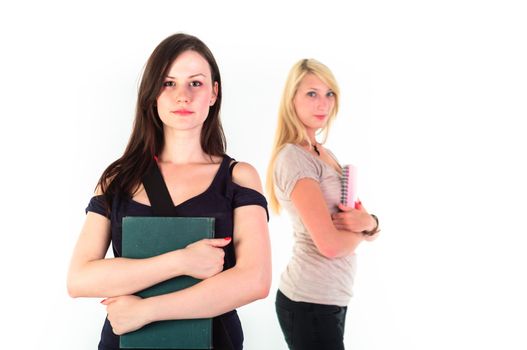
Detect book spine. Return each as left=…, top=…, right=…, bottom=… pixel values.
left=340, top=164, right=358, bottom=208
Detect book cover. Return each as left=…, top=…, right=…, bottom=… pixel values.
left=120, top=216, right=214, bottom=349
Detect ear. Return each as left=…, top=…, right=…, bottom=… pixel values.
left=210, top=81, right=219, bottom=106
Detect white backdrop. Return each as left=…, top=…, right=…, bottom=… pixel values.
left=1, top=0, right=526, bottom=349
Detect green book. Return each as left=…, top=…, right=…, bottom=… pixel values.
left=120, top=216, right=215, bottom=349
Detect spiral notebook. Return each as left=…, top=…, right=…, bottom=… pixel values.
left=340, top=164, right=358, bottom=208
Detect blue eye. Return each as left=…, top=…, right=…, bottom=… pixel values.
left=307, top=91, right=317, bottom=97
left=327, top=91, right=336, bottom=97
left=190, top=81, right=203, bottom=87
left=163, top=81, right=175, bottom=87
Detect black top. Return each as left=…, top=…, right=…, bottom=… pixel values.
left=86, top=155, right=268, bottom=350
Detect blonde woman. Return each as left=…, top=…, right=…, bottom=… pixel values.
left=267, top=59, right=379, bottom=349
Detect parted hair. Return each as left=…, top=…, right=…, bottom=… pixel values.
left=97, top=33, right=225, bottom=211
left=266, top=58, right=340, bottom=214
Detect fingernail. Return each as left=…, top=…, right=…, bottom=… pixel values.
left=224, top=237, right=232, bottom=241
left=100, top=299, right=107, bottom=304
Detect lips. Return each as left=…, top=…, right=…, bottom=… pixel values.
left=172, top=109, right=193, bottom=116
left=314, top=114, right=327, bottom=120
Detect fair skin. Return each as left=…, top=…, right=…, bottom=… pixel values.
left=289, top=73, right=378, bottom=259
left=67, top=50, right=271, bottom=335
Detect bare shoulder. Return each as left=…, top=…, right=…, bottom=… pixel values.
left=94, top=179, right=111, bottom=196
left=94, top=184, right=104, bottom=196
left=93, top=176, right=120, bottom=197
left=230, top=161, right=263, bottom=193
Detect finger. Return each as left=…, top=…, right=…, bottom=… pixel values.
left=331, top=217, right=344, bottom=225
left=212, top=247, right=226, bottom=260
left=355, top=200, right=367, bottom=211
left=334, top=223, right=358, bottom=232
left=332, top=211, right=351, bottom=219
left=101, top=297, right=116, bottom=305
left=331, top=211, right=342, bottom=219
left=333, top=223, right=345, bottom=230
left=332, top=218, right=348, bottom=227
left=207, top=237, right=232, bottom=247
left=338, top=202, right=353, bottom=212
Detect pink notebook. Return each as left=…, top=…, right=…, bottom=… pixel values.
left=340, top=164, right=358, bottom=208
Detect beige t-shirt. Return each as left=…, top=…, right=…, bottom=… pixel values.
left=274, top=143, right=357, bottom=306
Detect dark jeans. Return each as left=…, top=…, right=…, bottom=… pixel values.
left=275, top=289, right=347, bottom=350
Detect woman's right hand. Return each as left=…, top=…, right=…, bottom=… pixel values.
left=179, top=237, right=232, bottom=279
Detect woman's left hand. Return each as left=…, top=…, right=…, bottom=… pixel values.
left=332, top=202, right=376, bottom=233
left=101, top=295, right=150, bottom=335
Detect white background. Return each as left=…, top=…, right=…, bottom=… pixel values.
left=1, top=0, right=526, bottom=349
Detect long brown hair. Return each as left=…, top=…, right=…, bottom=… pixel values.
left=97, top=33, right=225, bottom=210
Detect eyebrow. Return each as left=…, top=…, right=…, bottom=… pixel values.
left=306, top=87, right=334, bottom=92
left=165, top=73, right=207, bottom=79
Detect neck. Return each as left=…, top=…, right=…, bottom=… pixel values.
left=159, top=128, right=207, bottom=164
left=299, top=138, right=320, bottom=156
left=305, top=129, right=317, bottom=145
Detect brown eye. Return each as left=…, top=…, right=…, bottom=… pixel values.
left=163, top=81, right=175, bottom=87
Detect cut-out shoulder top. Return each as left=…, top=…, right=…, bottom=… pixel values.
left=86, top=155, right=268, bottom=350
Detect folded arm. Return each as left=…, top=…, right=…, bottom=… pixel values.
left=290, top=178, right=370, bottom=259
left=102, top=162, right=272, bottom=335
left=67, top=210, right=228, bottom=298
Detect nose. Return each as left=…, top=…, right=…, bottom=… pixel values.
left=174, top=85, right=191, bottom=103
left=317, top=96, right=330, bottom=111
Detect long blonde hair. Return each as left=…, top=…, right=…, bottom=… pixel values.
left=266, top=59, right=340, bottom=214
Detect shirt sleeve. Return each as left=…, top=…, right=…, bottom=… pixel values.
left=85, top=195, right=110, bottom=218
left=231, top=184, right=269, bottom=221
left=274, top=144, right=322, bottom=199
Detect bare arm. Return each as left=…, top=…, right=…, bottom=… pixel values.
left=102, top=162, right=272, bottom=335
left=290, top=178, right=372, bottom=259
left=67, top=202, right=228, bottom=298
